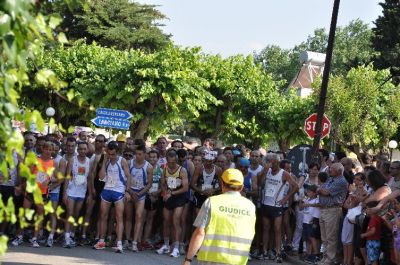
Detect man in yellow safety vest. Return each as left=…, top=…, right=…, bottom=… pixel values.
left=182, top=168, right=256, bottom=265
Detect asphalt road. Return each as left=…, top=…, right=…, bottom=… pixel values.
left=2, top=244, right=303, bottom=265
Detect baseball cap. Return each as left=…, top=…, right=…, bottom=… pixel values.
left=204, top=150, right=217, bottom=161
left=221, top=168, right=244, bottom=186
left=239, top=158, right=250, bottom=167
left=116, top=134, right=127, bottom=142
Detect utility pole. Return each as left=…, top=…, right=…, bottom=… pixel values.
left=311, top=0, right=341, bottom=160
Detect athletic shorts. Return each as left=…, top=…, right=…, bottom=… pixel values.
left=164, top=193, right=187, bottom=210
left=131, top=188, right=146, bottom=201
left=48, top=192, right=60, bottom=202
left=101, top=189, right=124, bottom=204
left=341, top=216, right=354, bottom=245
left=367, top=240, right=381, bottom=262
left=261, top=205, right=284, bottom=219
left=311, top=218, right=321, bottom=239
left=145, top=195, right=161, bottom=211
left=68, top=196, right=85, bottom=202
left=193, top=193, right=207, bottom=209
left=302, top=223, right=313, bottom=241
left=0, top=185, right=15, bottom=204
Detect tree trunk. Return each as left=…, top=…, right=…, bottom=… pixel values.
left=278, top=138, right=290, bottom=152
left=130, top=98, right=155, bottom=139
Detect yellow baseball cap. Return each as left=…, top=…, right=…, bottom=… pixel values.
left=116, top=134, right=127, bottom=142
left=221, top=168, right=244, bottom=186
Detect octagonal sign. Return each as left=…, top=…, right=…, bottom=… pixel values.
left=304, top=113, right=331, bottom=139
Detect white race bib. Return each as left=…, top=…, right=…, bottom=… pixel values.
left=108, top=176, right=116, bottom=187
left=202, top=184, right=212, bottom=191
left=132, top=178, right=142, bottom=189
left=149, top=183, right=159, bottom=193
left=75, top=174, right=86, bottom=186
left=36, top=172, right=48, bottom=184
left=167, top=177, right=177, bottom=189
left=265, top=187, right=275, bottom=197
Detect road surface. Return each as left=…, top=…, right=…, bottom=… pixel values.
left=2, top=244, right=304, bottom=265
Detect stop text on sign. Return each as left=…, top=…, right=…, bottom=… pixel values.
left=304, top=113, right=331, bottom=139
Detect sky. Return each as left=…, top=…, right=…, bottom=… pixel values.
left=137, top=0, right=383, bottom=57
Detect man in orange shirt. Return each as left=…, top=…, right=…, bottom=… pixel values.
left=12, top=141, right=57, bottom=248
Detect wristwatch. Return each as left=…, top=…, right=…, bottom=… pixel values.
left=185, top=257, right=192, bottom=262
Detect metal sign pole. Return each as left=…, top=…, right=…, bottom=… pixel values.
left=311, top=0, right=341, bottom=161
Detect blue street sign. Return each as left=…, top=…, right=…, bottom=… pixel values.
left=91, top=117, right=130, bottom=130
left=96, top=108, right=132, bottom=120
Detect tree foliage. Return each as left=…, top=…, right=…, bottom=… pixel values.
left=318, top=65, right=400, bottom=154
left=255, top=20, right=375, bottom=90
left=1, top=0, right=66, bottom=253
left=24, top=42, right=221, bottom=139
left=40, top=0, right=170, bottom=51
left=372, top=0, right=400, bottom=84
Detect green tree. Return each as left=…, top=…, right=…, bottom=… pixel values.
left=23, top=42, right=220, bottom=139
left=255, top=20, right=375, bottom=89
left=1, top=0, right=66, bottom=253
left=372, top=0, right=400, bottom=84
left=318, top=65, right=400, bottom=154
left=40, top=0, right=170, bottom=51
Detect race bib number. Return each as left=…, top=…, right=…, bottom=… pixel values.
left=265, top=187, right=275, bottom=197
left=149, top=183, right=159, bottom=193
left=75, top=174, right=86, bottom=186
left=108, top=176, right=116, bottom=187
left=132, top=178, right=142, bottom=189
left=202, top=184, right=212, bottom=191
left=36, top=172, right=48, bottom=184
left=167, top=177, right=177, bottom=189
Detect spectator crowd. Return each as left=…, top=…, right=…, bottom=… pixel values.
left=1, top=130, right=400, bottom=265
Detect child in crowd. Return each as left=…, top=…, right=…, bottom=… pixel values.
left=362, top=201, right=382, bottom=265
left=300, top=184, right=320, bottom=264
left=342, top=172, right=368, bottom=265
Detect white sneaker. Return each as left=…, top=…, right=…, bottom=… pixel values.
left=12, top=236, right=23, bottom=246
left=114, top=244, right=124, bottom=254
left=46, top=237, right=54, bottom=247
left=156, top=244, right=170, bottom=255
left=170, top=247, right=180, bottom=258
left=132, top=242, right=138, bottom=252
left=31, top=239, right=40, bottom=248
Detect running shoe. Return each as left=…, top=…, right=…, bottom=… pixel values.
left=132, top=242, right=139, bottom=252
left=93, top=241, right=106, bottom=250
left=141, top=241, right=154, bottom=250
left=123, top=240, right=131, bottom=250
left=31, top=239, right=40, bottom=248
left=11, top=236, right=23, bottom=246
left=156, top=244, right=170, bottom=255
left=179, top=243, right=186, bottom=255
left=114, top=244, right=124, bottom=254
left=268, top=250, right=276, bottom=260
left=46, top=237, right=54, bottom=247
left=276, top=253, right=283, bottom=263
left=170, top=247, right=180, bottom=258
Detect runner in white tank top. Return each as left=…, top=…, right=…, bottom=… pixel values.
left=95, top=141, right=132, bottom=253
left=64, top=142, right=91, bottom=248
left=259, top=153, right=299, bottom=262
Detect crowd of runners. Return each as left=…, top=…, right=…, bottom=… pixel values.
left=2, top=130, right=400, bottom=265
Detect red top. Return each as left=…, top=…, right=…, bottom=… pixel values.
left=367, top=216, right=382, bottom=241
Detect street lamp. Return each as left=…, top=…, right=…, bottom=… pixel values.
left=389, top=140, right=398, bottom=162
left=45, top=107, right=55, bottom=134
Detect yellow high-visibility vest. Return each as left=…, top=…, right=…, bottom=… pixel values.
left=197, top=193, right=256, bottom=265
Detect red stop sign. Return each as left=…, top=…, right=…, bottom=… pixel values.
left=304, top=113, right=331, bottom=139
